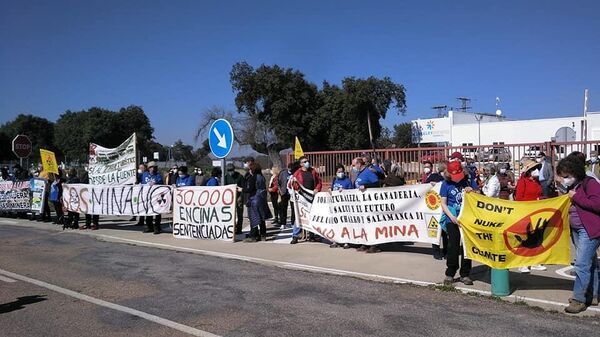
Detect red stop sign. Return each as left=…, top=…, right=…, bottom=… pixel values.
left=12, top=135, right=32, bottom=158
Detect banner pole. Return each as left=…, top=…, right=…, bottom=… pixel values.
left=221, top=158, right=225, bottom=186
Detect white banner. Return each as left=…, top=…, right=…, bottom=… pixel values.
left=172, top=185, right=237, bottom=241
left=294, top=184, right=443, bottom=245
left=88, top=133, right=137, bottom=185
left=0, top=180, right=31, bottom=211
left=62, top=184, right=172, bottom=215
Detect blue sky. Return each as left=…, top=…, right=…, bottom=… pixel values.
left=1, top=0, right=599, bottom=147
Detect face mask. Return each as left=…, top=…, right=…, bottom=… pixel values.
left=243, top=163, right=249, bottom=169
left=530, top=169, right=540, bottom=177
left=591, top=156, right=598, bottom=163
left=336, top=172, right=345, bottom=179
left=351, top=166, right=359, bottom=173
left=562, top=176, right=576, bottom=187
left=303, top=162, right=311, bottom=169
left=500, top=169, right=507, bottom=174
left=178, top=174, right=185, bottom=178
left=423, top=168, right=431, bottom=174
left=137, top=169, right=143, bottom=174
left=536, top=158, right=543, bottom=163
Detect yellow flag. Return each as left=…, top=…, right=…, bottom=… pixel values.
left=40, top=149, right=59, bottom=174
left=458, top=193, right=571, bottom=269
left=294, top=136, right=304, bottom=159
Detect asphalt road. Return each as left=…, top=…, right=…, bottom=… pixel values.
left=0, top=225, right=598, bottom=337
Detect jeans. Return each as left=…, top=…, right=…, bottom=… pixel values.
left=571, top=227, right=600, bottom=303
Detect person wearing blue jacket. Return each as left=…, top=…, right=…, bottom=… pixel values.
left=206, top=167, right=222, bottom=186
left=331, top=163, right=353, bottom=191
left=175, top=166, right=195, bottom=187
left=141, top=161, right=164, bottom=234
left=354, top=158, right=380, bottom=190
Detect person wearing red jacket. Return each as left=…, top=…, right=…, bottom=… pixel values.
left=514, top=159, right=543, bottom=202
left=514, top=159, right=546, bottom=273
left=290, top=156, right=322, bottom=244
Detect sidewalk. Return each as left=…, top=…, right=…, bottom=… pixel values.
left=1, top=216, right=597, bottom=317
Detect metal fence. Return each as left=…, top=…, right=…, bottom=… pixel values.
left=287, top=140, right=600, bottom=189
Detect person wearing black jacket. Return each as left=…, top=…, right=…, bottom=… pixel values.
left=64, top=168, right=81, bottom=229
left=80, top=169, right=100, bottom=230
left=225, top=163, right=244, bottom=234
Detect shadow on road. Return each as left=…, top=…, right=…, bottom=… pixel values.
left=0, top=295, right=47, bottom=314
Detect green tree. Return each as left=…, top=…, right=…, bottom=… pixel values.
left=171, top=140, right=195, bottom=165
left=230, top=62, right=320, bottom=165
left=0, top=114, right=57, bottom=162
left=391, top=122, right=415, bottom=148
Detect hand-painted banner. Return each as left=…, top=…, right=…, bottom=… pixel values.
left=30, top=178, right=47, bottom=214
left=0, top=180, right=31, bottom=211
left=88, top=133, right=137, bottom=185
left=172, top=185, right=237, bottom=241
left=40, top=149, right=59, bottom=174
left=458, top=192, right=571, bottom=269
left=62, top=183, right=172, bottom=215
left=292, top=184, right=443, bottom=245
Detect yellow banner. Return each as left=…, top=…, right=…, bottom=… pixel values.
left=40, top=149, right=59, bottom=174
left=294, top=136, right=304, bottom=160
left=459, top=193, right=571, bottom=269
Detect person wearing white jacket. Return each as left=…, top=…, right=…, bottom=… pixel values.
left=482, top=164, right=500, bottom=198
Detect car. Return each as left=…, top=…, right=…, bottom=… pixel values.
left=420, top=150, right=446, bottom=163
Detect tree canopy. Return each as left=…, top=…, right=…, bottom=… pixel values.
left=0, top=114, right=56, bottom=162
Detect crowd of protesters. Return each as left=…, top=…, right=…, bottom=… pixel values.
left=1, top=148, right=599, bottom=313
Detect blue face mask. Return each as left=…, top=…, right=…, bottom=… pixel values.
left=351, top=167, right=359, bottom=173
left=303, top=162, right=311, bottom=169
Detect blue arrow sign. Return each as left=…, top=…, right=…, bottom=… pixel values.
left=208, top=119, right=234, bottom=159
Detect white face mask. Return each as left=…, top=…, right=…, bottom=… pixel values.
left=137, top=169, right=143, bottom=174
left=530, top=169, right=540, bottom=177
left=424, top=167, right=431, bottom=174
left=336, top=172, right=345, bottom=179
left=562, top=176, right=576, bottom=187
left=243, top=163, right=249, bottom=169
left=500, top=169, right=507, bottom=174
left=178, top=174, right=185, bottom=178
left=536, top=158, right=543, bottom=163
left=591, top=156, right=598, bottom=163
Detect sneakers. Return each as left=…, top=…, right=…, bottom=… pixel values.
left=565, top=299, right=587, bottom=314
left=290, top=237, right=299, bottom=244
left=356, top=245, right=368, bottom=252
left=329, top=243, right=340, bottom=248
left=342, top=243, right=350, bottom=249
left=459, top=276, right=474, bottom=285
left=518, top=266, right=530, bottom=273
left=443, top=276, right=454, bottom=285
left=244, top=237, right=258, bottom=243
left=530, top=265, right=547, bottom=271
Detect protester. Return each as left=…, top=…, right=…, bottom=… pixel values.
left=349, top=158, right=359, bottom=185
left=514, top=159, right=546, bottom=273
left=131, top=163, right=147, bottom=222
left=225, top=163, right=245, bottom=234
left=141, top=161, right=163, bottom=234
left=331, top=163, right=353, bottom=191
left=497, top=162, right=516, bottom=200
left=37, top=163, right=53, bottom=222
left=481, top=164, right=500, bottom=198
left=383, top=163, right=405, bottom=187
left=206, top=167, right=222, bottom=186
left=536, top=152, right=555, bottom=197
left=64, top=168, right=81, bottom=230
left=290, top=156, right=322, bottom=244
left=421, top=161, right=434, bottom=183
left=0, top=166, right=9, bottom=181
left=244, top=162, right=271, bottom=242
left=194, top=167, right=206, bottom=186
left=165, top=165, right=179, bottom=185
left=353, top=157, right=382, bottom=253
left=176, top=166, right=195, bottom=187
left=556, top=156, right=600, bottom=313
left=586, top=150, right=600, bottom=180
left=440, top=160, right=478, bottom=285
left=424, top=162, right=447, bottom=260
left=242, top=157, right=256, bottom=230
left=268, top=166, right=281, bottom=225
left=277, top=162, right=296, bottom=230
left=79, top=168, right=100, bottom=230
left=11, top=164, right=29, bottom=181
left=49, top=170, right=64, bottom=226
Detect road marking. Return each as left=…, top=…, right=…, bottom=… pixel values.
left=0, top=275, right=17, bottom=283
left=556, top=266, right=576, bottom=280
left=0, top=268, right=220, bottom=337
left=87, top=233, right=600, bottom=313
left=0, top=219, right=19, bottom=225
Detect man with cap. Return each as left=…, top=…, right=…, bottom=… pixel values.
left=440, top=160, right=479, bottom=286
left=225, top=163, right=244, bottom=234
left=141, top=161, right=164, bottom=234
left=536, top=152, right=554, bottom=197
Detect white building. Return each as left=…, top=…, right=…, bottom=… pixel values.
left=412, top=110, right=600, bottom=151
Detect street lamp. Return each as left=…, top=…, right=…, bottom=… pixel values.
left=474, top=114, right=484, bottom=146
